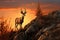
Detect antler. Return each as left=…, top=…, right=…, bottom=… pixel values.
left=21, top=8, right=26, bottom=16
left=21, top=9, right=23, bottom=14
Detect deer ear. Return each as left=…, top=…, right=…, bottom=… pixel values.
left=24, top=9, right=26, bottom=14
left=21, top=11, right=23, bottom=13
left=21, top=8, right=23, bottom=13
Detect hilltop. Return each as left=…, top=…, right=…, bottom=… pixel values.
left=14, top=10, right=60, bottom=40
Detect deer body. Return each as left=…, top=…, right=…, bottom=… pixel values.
left=15, top=9, right=26, bottom=30
left=15, top=16, right=24, bottom=27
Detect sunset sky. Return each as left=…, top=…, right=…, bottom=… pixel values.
left=0, top=0, right=60, bottom=30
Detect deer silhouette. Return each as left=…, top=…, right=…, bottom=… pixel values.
left=15, top=9, right=26, bottom=30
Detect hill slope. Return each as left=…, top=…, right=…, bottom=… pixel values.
left=14, top=10, right=60, bottom=40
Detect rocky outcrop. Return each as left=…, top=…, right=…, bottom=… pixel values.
left=14, top=10, right=60, bottom=40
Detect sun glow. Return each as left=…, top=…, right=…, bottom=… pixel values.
left=0, top=8, right=36, bottom=31
left=0, top=5, right=58, bottom=31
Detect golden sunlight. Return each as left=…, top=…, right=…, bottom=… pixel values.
left=0, top=8, right=36, bottom=31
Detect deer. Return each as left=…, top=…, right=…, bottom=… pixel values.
left=15, top=9, right=26, bottom=30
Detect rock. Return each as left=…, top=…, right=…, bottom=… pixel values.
left=13, top=10, right=60, bottom=40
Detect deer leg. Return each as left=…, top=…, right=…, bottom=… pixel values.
left=20, top=24, right=22, bottom=30
left=15, top=24, right=18, bottom=30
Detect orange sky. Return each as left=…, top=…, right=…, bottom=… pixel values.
left=0, top=8, right=36, bottom=30
left=0, top=3, right=60, bottom=31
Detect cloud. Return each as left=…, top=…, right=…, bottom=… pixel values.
left=0, top=0, right=60, bottom=10
left=0, top=0, right=17, bottom=1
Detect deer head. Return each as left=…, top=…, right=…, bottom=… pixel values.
left=21, top=9, right=26, bottom=16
